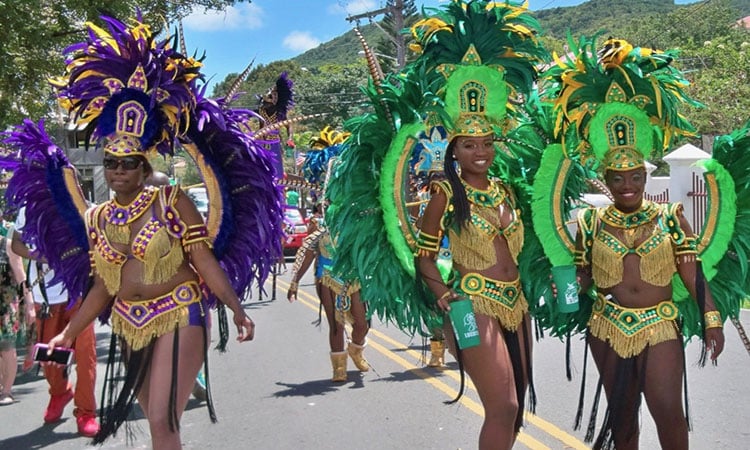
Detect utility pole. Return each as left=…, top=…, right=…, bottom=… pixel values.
left=346, top=0, right=407, bottom=69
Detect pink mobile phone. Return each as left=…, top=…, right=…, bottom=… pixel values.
left=32, top=343, right=74, bottom=365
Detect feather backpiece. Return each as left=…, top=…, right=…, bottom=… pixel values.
left=1, top=119, right=91, bottom=304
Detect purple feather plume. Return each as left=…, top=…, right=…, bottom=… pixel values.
left=1, top=119, right=91, bottom=304
left=188, top=94, right=285, bottom=304
left=275, top=72, right=294, bottom=121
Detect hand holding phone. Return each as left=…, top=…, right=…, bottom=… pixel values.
left=33, top=343, right=74, bottom=366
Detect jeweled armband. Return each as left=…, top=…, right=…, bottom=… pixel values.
left=675, top=236, right=697, bottom=256
left=675, top=236, right=698, bottom=264
left=574, top=249, right=587, bottom=267
left=182, top=224, right=212, bottom=250
left=415, top=230, right=441, bottom=257
left=88, top=250, right=96, bottom=276
left=704, top=310, right=722, bottom=329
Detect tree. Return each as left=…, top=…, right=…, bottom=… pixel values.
left=374, top=0, right=420, bottom=71
left=614, top=0, right=750, bottom=136
left=682, top=36, right=750, bottom=136
left=214, top=60, right=370, bottom=139
left=0, top=1, right=249, bottom=129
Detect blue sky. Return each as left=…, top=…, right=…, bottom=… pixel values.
left=182, top=0, right=699, bottom=91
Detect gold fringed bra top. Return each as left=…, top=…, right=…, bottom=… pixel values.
left=576, top=201, right=697, bottom=288
left=87, top=186, right=211, bottom=295
left=428, top=179, right=523, bottom=270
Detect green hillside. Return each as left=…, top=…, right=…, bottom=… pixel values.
left=536, top=0, right=678, bottom=39
left=292, top=23, right=382, bottom=68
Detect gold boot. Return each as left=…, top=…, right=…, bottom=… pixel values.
left=347, top=341, right=370, bottom=372
left=330, top=351, right=348, bottom=382
left=427, top=340, right=445, bottom=367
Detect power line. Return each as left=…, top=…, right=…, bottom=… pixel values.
left=295, top=100, right=368, bottom=107
left=641, top=0, right=714, bottom=46
left=538, top=0, right=564, bottom=10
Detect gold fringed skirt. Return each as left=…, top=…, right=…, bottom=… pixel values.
left=588, top=294, right=679, bottom=358
left=112, top=281, right=204, bottom=351
left=457, top=273, right=527, bottom=331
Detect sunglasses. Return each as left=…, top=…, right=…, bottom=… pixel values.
left=102, top=157, right=143, bottom=171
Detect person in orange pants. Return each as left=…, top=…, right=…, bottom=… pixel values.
left=35, top=299, right=98, bottom=435
left=13, top=214, right=100, bottom=437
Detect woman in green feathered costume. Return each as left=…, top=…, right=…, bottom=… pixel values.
left=537, top=36, right=733, bottom=450
left=326, top=1, right=550, bottom=449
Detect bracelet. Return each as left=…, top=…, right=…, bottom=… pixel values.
left=438, top=290, right=452, bottom=302
left=289, top=280, right=299, bottom=291
left=704, top=310, right=722, bottom=329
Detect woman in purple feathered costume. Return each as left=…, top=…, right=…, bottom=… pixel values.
left=2, top=13, right=284, bottom=449
left=256, top=72, right=296, bottom=178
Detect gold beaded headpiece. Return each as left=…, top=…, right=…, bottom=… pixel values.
left=438, top=45, right=508, bottom=140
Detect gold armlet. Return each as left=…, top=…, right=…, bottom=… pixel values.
left=676, top=253, right=696, bottom=265
left=88, top=251, right=96, bottom=276
left=183, top=224, right=212, bottom=250
left=416, top=230, right=441, bottom=254
left=704, top=310, right=723, bottom=329
left=676, top=236, right=697, bottom=259
left=574, top=250, right=586, bottom=266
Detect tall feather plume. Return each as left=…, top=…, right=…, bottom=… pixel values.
left=354, top=27, right=384, bottom=88
left=254, top=113, right=326, bottom=140
left=178, top=19, right=188, bottom=55
left=353, top=27, right=393, bottom=128
left=277, top=175, right=321, bottom=193
left=224, top=57, right=256, bottom=107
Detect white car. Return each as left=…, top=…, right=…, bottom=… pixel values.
left=186, top=187, right=209, bottom=218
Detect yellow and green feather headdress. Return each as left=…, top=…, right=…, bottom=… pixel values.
left=547, top=35, right=702, bottom=171
left=411, top=0, right=548, bottom=138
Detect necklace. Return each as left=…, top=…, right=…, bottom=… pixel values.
left=600, top=201, right=659, bottom=229
left=601, top=201, right=659, bottom=248
left=462, top=180, right=505, bottom=208
left=104, top=186, right=157, bottom=226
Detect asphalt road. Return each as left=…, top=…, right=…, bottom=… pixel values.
left=2, top=264, right=749, bottom=449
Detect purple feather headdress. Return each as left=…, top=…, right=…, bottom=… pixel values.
left=274, top=72, right=294, bottom=121
left=50, top=14, right=201, bottom=157
left=258, top=72, right=294, bottom=122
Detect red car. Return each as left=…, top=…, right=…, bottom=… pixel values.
left=282, top=208, right=308, bottom=256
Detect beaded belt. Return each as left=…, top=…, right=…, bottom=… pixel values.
left=112, top=281, right=203, bottom=350
left=589, top=294, right=679, bottom=358
left=457, top=273, right=527, bottom=331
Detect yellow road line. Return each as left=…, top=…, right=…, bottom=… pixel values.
left=366, top=327, right=587, bottom=450
left=276, top=279, right=588, bottom=450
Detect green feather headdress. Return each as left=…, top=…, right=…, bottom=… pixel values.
left=547, top=35, right=702, bottom=171
left=411, top=0, right=548, bottom=130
